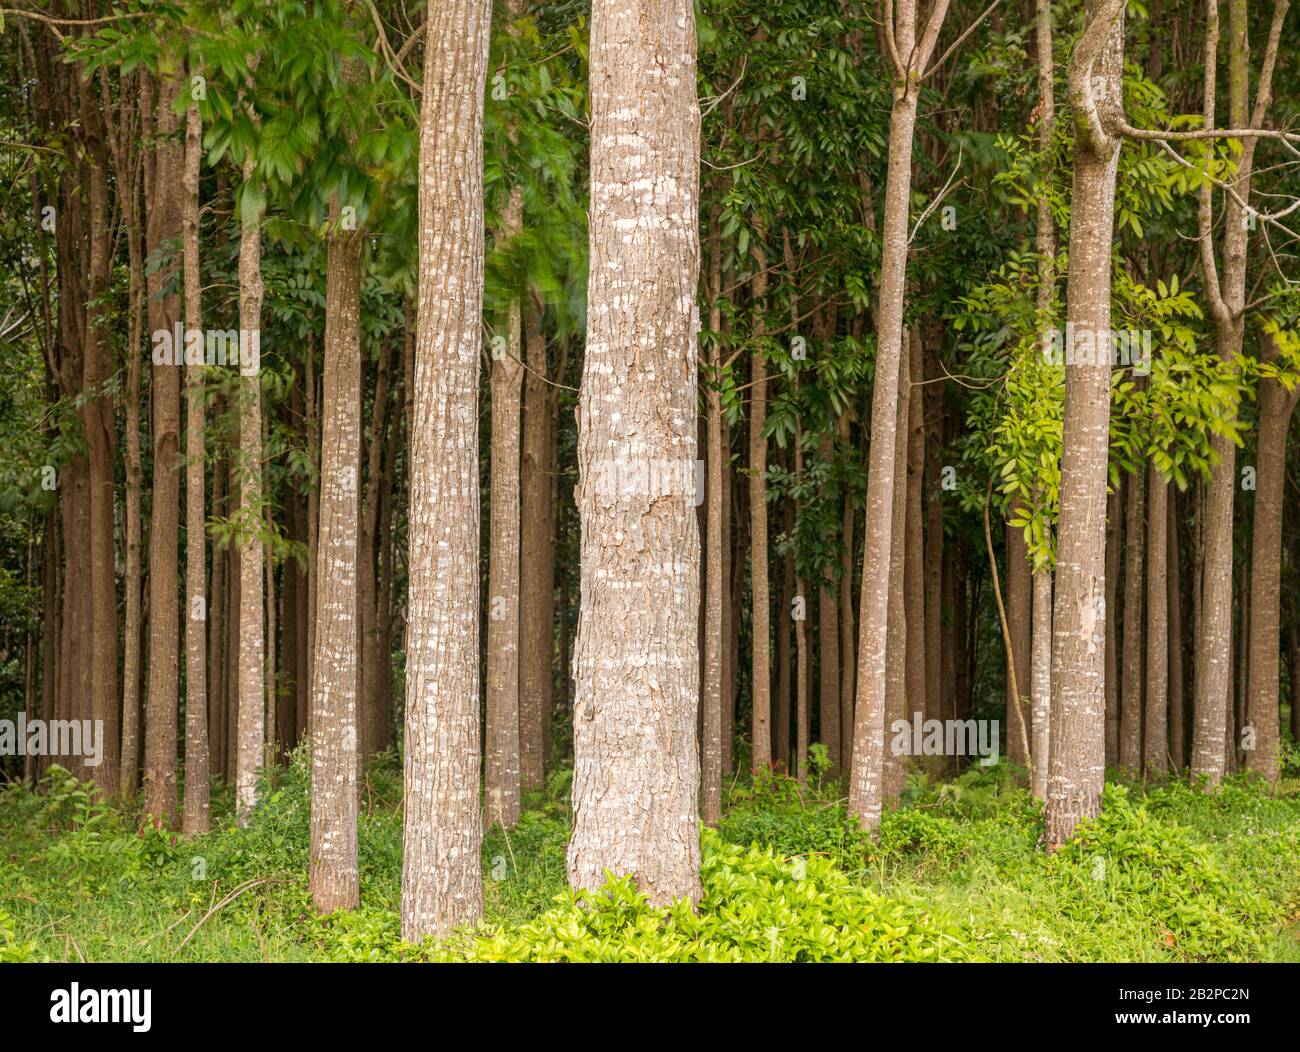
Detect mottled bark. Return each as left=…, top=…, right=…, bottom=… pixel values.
left=309, top=206, right=363, bottom=913
left=1244, top=329, right=1298, bottom=782
left=400, top=0, right=491, bottom=940
left=519, top=294, right=554, bottom=790
left=235, top=151, right=265, bottom=823
left=143, top=72, right=184, bottom=825
left=182, top=89, right=209, bottom=834
left=485, top=194, right=524, bottom=830
left=1044, top=0, right=1125, bottom=850
left=1144, top=465, right=1169, bottom=777
left=1120, top=461, right=1145, bottom=777
left=567, top=0, right=702, bottom=905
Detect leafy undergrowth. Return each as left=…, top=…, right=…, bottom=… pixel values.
left=1, top=751, right=1296, bottom=963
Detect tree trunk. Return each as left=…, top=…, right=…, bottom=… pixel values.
left=1104, top=481, right=1121, bottom=765
left=1167, top=486, right=1186, bottom=769
left=1245, top=328, right=1298, bottom=782
left=235, top=152, right=266, bottom=823
left=400, top=0, right=491, bottom=940
left=1144, top=464, right=1169, bottom=777
left=1030, top=568, right=1053, bottom=799
left=181, top=86, right=209, bottom=834
left=1006, top=515, right=1032, bottom=772
left=519, top=294, right=554, bottom=790
left=309, top=202, right=363, bottom=912
left=1120, top=461, right=1145, bottom=777
left=883, top=332, right=911, bottom=802
left=567, top=0, right=702, bottom=906
left=749, top=249, right=772, bottom=773
left=142, top=72, right=184, bottom=825
left=81, top=71, right=120, bottom=797
left=484, top=204, right=524, bottom=830
left=1044, top=0, right=1125, bottom=851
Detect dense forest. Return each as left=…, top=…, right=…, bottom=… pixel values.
left=0, top=0, right=1299, bottom=975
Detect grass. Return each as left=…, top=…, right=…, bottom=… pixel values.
left=1, top=750, right=1297, bottom=962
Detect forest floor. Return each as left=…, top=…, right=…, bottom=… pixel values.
left=2, top=749, right=1298, bottom=963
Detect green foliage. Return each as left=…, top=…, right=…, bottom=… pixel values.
left=431, top=831, right=962, bottom=963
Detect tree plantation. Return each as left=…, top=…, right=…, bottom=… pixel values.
left=1, top=0, right=1299, bottom=976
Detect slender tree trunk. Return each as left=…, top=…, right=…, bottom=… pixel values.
left=1044, top=0, right=1125, bottom=851
left=1120, top=461, right=1145, bottom=776
left=181, top=86, right=209, bottom=834
left=519, top=294, right=553, bottom=789
left=119, top=77, right=146, bottom=801
left=1167, top=487, right=1186, bottom=768
left=849, top=0, right=952, bottom=825
left=838, top=413, right=857, bottom=775
left=701, top=210, right=725, bottom=823
left=1144, top=464, right=1169, bottom=777
left=81, top=71, right=120, bottom=797
left=309, top=201, right=363, bottom=912
left=904, top=329, right=926, bottom=745
left=235, top=151, right=266, bottom=823
left=400, top=0, right=492, bottom=940
left=883, top=333, right=911, bottom=802
left=1006, top=515, right=1032, bottom=772
left=1104, top=481, right=1122, bottom=765
left=567, top=0, right=702, bottom=905
left=1245, top=328, right=1298, bottom=782
left=749, top=253, right=772, bottom=772
left=484, top=201, right=524, bottom=830
left=1030, top=568, right=1053, bottom=799
left=777, top=485, right=794, bottom=768
left=143, top=72, right=184, bottom=825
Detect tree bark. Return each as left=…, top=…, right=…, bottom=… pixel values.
left=1144, top=464, right=1169, bottom=777
left=1120, top=460, right=1146, bottom=777
left=400, top=0, right=491, bottom=940
left=143, top=72, right=184, bottom=825
left=235, top=151, right=265, bottom=823
left=1044, top=0, right=1125, bottom=851
left=485, top=195, right=524, bottom=830
left=181, top=85, right=209, bottom=834
left=567, top=0, right=702, bottom=906
left=1244, top=328, right=1298, bottom=782
left=309, top=200, right=363, bottom=912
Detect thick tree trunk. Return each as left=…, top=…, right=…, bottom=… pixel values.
left=400, top=0, right=491, bottom=940
left=567, top=0, right=702, bottom=906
